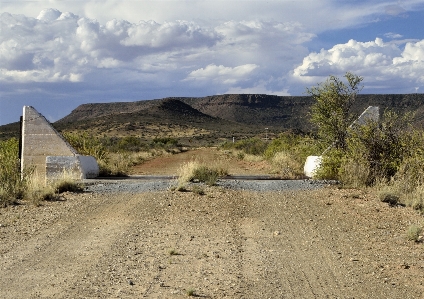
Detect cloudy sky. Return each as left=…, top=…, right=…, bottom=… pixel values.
left=1, top=0, right=424, bottom=125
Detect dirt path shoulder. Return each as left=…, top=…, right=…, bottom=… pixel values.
left=1, top=186, right=423, bottom=298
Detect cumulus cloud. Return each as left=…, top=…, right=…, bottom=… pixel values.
left=0, top=9, right=222, bottom=83
left=0, top=8, right=314, bottom=97
left=4, top=0, right=423, bottom=34
left=121, top=21, right=221, bottom=48
left=292, top=38, right=424, bottom=91
left=185, top=64, right=258, bottom=84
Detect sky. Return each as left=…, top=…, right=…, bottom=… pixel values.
left=1, top=0, right=424, bottom=125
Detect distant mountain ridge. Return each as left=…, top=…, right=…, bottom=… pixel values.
left=1, top=93, right=424, bottom=142
left=56, top=93, right=424, bottom=130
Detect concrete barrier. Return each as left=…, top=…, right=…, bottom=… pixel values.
left=304, top=156, right=322, bottom=178
left=21, top=106, right=99, bottom=183
left=45, top=155, right=99, bottom=181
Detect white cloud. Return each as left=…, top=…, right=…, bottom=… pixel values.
left=384, top=4, right=407, bottom=16
left=226, top=83, right=290, bottom=96
left=121, top=20, right=221, bottom=48
left=384, top=32, right=403, bottom=39
left=0, top=9, right=222, bottom=83
left=3, top=0, right=423, bottom=33
left=292, top=38, right=424, bottom=90
left=185, top=64, right=258, bottom=84
left=394, top=40, right=424, bottom=62
left=0, top=9, right=313, bottom=95
left=37, top=8, right=62, bottom=22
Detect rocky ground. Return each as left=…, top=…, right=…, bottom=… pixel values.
left=0, top=148, right=423, bottom=298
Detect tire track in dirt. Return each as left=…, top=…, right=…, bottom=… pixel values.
left=237, top=190, right=421, bottom=299
left=1, top=187, right=423, bottom=298
left=0, top=193, right=142, bottom=298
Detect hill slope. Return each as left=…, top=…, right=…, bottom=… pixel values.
left=2, top=93, right=424, bottom=142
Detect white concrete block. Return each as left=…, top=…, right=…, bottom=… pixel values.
left=77, top=155, right=99, bottom=179
left=304, top=156, right=322, bottom=178
left=46, top=155, right=99, bottom=181
left=46, top=156, right=81, bottom=181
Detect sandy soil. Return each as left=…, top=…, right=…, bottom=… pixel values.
left=131, top=147, right=273, bottom=176
left=1, top=148, right=424, bottom=298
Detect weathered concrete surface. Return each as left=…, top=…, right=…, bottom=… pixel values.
left=21, top=106, right=99, bottom=183
left=350, top=106, right=380, bottom=127
left=46, top=156, right=99, bottom=181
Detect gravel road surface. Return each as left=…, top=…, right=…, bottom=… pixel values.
left=1, top=179, right=423, bottom=298
left=84, top=177, right=330, bottom=193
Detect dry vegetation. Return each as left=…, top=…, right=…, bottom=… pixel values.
left=175, top=160, right=228, bottom=191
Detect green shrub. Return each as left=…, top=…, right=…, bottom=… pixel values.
left=265, top=133, right=322, bottom=177
left=338, top=153, right=370, bottom=187
left=271, top=151, right=304, bottom=179
left=55, top=179, right=84, bottom=193
left=403, top=186, right=424, bottom=213
left=316, top=110, right=416, bottom=187
left=314, top=148, right=345, bottom=180
left=192, top=165, right=219, bottom=186
left=98, top=152, right=134, bottom=177
left=307, top=72, right=363, bottom=150
left=0, top=138, right=32, bottom=207
left=343, top=111, right=413, bottom=186
left=263, top=133, right=319, bottom=160
left=63, top=132, right=108, bottom=163
left=186, top=289, right=196, bottom=297
left=225, top=138, right=267, bottom=156
left=407, top=225, right=422, bottom=242
left=236, top=152, right=245, bottom=160
left=117, top=136, right=144, bottom=152
left=152, top=137, right=178, bottom=146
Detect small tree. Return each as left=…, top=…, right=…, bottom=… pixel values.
left=341, top=110, right=414, bottom=186
left=307, top=72, right=363, bottom=150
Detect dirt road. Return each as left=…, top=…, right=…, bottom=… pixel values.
left=131, top=147, right=273, bottom=175
left=1, top=186, right=423, bottom=298
left=1, top=148, right=423, bottom=298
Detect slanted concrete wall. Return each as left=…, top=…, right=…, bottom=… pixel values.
left=21, top=106, right=99, bottom=183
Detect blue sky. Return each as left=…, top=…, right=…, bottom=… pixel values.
left=1, top=0, right=424, bottom=125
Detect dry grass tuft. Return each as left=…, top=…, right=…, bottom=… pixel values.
left=271, top=151, right=303, bottom=179
left=177, top=160, right=227, bottom=189
left=407, top=224, right=423, bottom=242
left=25, top=170, right=84, bottom=206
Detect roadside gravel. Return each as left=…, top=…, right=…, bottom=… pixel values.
left=84, top=178, right=331, bottom=193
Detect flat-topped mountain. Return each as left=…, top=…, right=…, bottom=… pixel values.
left=1, top=94, right=424, bottom=143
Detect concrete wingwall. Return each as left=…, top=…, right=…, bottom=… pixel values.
left=21, top=106, right=99, bottom=182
